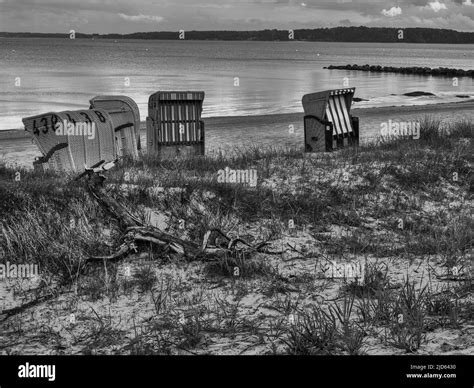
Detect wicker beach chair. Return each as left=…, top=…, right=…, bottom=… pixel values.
left=302, top=88, right=359, bottom=152
left=146, top=91, right=205, bottom=159
left=23, top=109, right=116, bottom=173
left=89, top=95, right=140, bottom=159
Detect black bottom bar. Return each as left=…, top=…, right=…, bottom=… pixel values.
left=0, top=355, right=471, bottom=387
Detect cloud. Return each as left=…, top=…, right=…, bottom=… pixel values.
left=0, top=0, right=473, bottom=33
left=117, top=13, right=164, bottom=23
left=405, top=12, right=474, bottom=29
left=381, top=6, right=402, bottom=17
left=426, top=1, right=448, bottom=12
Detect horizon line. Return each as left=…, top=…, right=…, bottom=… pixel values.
left=2, top=26, right=474, bottom=35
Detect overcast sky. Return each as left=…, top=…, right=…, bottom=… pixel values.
left=1, top=0, right=473, bottom=33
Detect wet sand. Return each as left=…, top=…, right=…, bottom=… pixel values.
left=1, top=100, right=473, bottom=168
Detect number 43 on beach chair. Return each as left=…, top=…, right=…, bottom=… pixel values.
left=23, top=109, right=117, bottom=173
left=302, top=88, right=359, bottom=152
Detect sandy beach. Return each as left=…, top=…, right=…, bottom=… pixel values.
left=1, top=100, right=473, bottom=168
left=1, top=117, right=472, bottom=356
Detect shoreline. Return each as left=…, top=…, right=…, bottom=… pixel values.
left=1, top=99, right=473, bottom=141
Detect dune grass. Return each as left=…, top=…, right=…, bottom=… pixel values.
left=0, top=116, right=472, bottom=355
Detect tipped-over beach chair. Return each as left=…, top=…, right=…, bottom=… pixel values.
left=23, top=109, right=116, bottom=173
left=302, top=88, right=359, bottom=152
left=89, top=95, right=140, bottom=159
left=146, top=91, right=205, bottom=159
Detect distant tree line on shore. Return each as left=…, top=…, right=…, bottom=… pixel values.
left=1, top=27, right=474, bottom=43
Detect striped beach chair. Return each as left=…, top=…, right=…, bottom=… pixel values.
left=302, top=88, right=359, bottom=152
left=146, top=91, right=205, bottom=159
left=23, top=109, right=116, bottom=173
left=89, top=95, right=140, bottom=159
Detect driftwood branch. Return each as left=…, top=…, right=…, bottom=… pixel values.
left=86, top=173, right=143, bottom=230
left=80, top=163, right=281, bottom=263
left=0, top=291, right=71, bottom=323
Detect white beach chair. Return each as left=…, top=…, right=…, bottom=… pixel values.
left=23, top=109, right=116, bottom=173
left=302, top=88, right=359, bottom=152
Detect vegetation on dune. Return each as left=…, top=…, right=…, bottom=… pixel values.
left=0, top=117, right=472, bottom=355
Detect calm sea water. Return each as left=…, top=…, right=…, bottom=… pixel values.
left=0, top=38, right=473, bottom=130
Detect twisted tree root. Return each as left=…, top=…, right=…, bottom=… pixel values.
left=82, top=167, right=282, bottom=263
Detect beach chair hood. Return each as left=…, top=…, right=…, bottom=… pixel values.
left=89, top=95, right=141, bottom=157
left=302, top=88, right=355, bottom=122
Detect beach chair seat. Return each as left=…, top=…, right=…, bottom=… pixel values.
left=146, top=91, right=205, bottom=159
left=89, top=95, right=140, bottom=159
left=23, top=109, right=116, bottom=173
left=302, top=88, right=359, bottom=152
